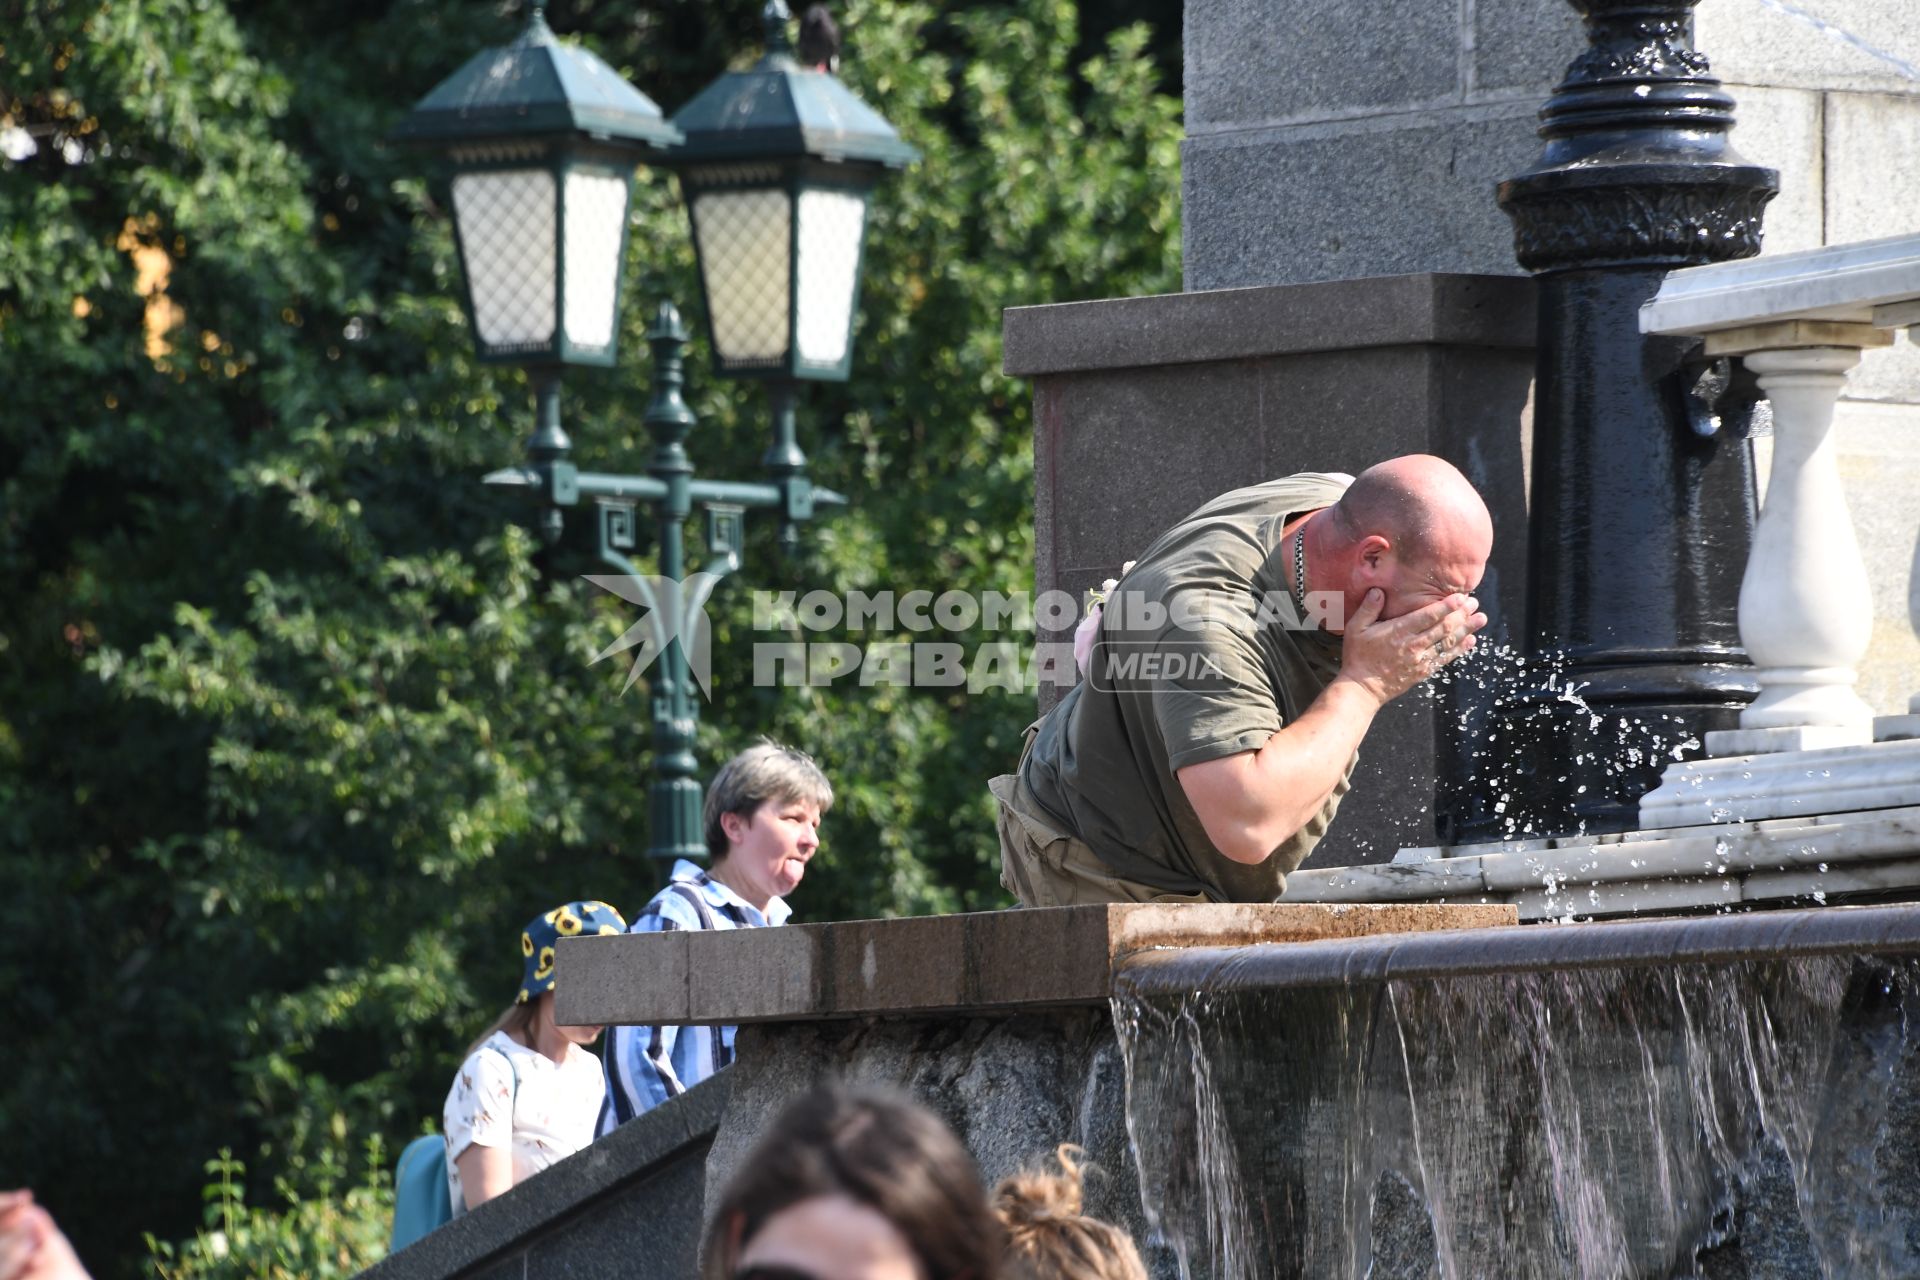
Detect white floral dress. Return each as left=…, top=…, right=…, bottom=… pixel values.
left=442, top=1031, right=606, bottom=1214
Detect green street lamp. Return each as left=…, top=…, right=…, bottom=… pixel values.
left=392, top=3, right=681, bottom=541
left=665, top=0, right=918, bottom=549
left=389, top=8, right=679, bottom=368
left=394, top=4, right=913, bottom=886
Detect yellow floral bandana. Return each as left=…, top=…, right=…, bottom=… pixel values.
left=519, top=899, right=626, bottom=1002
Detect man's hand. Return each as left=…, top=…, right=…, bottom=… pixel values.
left=1336, top=589, right=1486, bottom=707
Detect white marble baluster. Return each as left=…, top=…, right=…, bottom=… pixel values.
left=1869, top=304, right=1920, bottom=744
left=1706, top=343, right=1876, bottom=754
left=1636, top=243, right=1920, bottom=825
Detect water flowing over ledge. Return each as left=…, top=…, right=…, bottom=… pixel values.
left=1112, top=906, right=1920, bottom=1279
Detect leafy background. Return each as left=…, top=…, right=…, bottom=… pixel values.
left=0, top=0, right=1181, bottom=1272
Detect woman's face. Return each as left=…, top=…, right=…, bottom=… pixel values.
left=536, top=990, right=603, bottom=1046
left=716, top=796, right=823, bottom=912
left=733, top=1194, right=924, bottom=1280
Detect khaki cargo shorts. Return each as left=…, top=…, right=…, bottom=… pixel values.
left=989, top=722, right=1210, bottom=909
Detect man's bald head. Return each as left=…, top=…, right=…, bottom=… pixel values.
left=1331, top=455, right=1493, bottom=571
left=1311, top=455, right=1493, bottom=627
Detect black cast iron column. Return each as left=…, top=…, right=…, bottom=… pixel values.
left=1492, top=0, right=1776, bottom=837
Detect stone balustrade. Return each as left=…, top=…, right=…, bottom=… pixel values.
left=1634, top=233, right=1920, bottom=826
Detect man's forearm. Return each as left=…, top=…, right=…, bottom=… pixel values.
left=1249, top=674, right=1380, bottom=840
left=1178, top=675, right=1382, bottom=864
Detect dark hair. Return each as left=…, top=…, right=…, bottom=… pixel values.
left=703, top=1084, right=1005, bottom=1280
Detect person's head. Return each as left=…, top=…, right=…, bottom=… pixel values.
left=468, top=899, right=626, bottom=1055
left=1315, top=454, right=1493, bottom=630
left=704, top=741, right=834, bottom=909
left=995, top=1146, right=1146, bottom=1280
left=704, top=1084, right=1006, bottom=1280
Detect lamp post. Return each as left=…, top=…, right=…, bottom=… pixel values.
left=395, top=3, right=914, bottom=884
left=1488, top=0, right=1777, bottom=839
left=390, top=4, right=680, bottom=514
left=665, top=0, right=919, bottom=551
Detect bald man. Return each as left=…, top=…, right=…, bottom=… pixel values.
left=991, top=457, right=1493, bottom=906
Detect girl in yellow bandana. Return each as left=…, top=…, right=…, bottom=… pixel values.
left=442, top=900, right=625, bottom=1214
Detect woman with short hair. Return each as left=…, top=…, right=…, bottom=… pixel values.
left=599, top=741, right=833, bottom=1132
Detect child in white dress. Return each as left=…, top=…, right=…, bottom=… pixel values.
left=442, top=900, right=626, bottom=1214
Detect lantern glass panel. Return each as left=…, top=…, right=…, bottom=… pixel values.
left=452, top=169, right=558, bottom=353
left=561, top=169, right=631, bottom=352
left=794, top=189, right=867, bottom=368
left=689, top=184, right=791, bottom=363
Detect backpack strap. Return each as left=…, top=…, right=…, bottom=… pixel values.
left=666, top=882, right=732, bottom=1069
left=668, top=881, right=719, bottom=931
left=486, top=1042, right=521, bottom=1109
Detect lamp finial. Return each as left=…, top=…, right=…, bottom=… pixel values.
left=763, top=0, right=795, bottom=56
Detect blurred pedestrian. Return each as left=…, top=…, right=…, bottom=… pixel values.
left=703, top=1084, right=1004, bottom=1280
left=995, top=1145, right=1146, bottom=1280
left=0, top=1192, right=90, bottom=1280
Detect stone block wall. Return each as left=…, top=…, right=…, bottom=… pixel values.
left=1181, top=0, right=1583, bottom=291
left=1182, top=0, right=1920, bottom=292
left=1179, top=0, right=1920, bottom=721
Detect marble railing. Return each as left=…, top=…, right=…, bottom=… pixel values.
left=1635, top=234, right=1920, bottom=828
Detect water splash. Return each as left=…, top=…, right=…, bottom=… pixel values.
left=1418, top=642, right=1709, bottom=844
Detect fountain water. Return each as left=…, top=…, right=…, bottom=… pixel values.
left=1114, top=911, right=1920, bottom=1279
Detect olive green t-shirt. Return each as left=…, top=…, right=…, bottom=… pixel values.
left=1022, top=473, right=1355, bottom=902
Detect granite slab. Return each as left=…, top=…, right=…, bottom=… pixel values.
left=553, top=902, right=1517, bottom=1028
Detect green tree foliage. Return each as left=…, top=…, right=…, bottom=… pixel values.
left=143, top=1145, right=391, bottom=1280
left=0, top=0, right=1179, bottom=1271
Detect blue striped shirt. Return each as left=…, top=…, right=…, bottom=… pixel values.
left=597, top=859, right=791, bottom=1134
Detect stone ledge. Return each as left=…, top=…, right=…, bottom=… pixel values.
left=553, top=903, right=1516, bottom=1028
left=365, top=1071, right=731, bottom=1280
left=1001, top=273, right=1536, bottom=377
left=1284, top=805, right=1920, bottom=921
left=1641, top=230, right=1920, bottom=335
